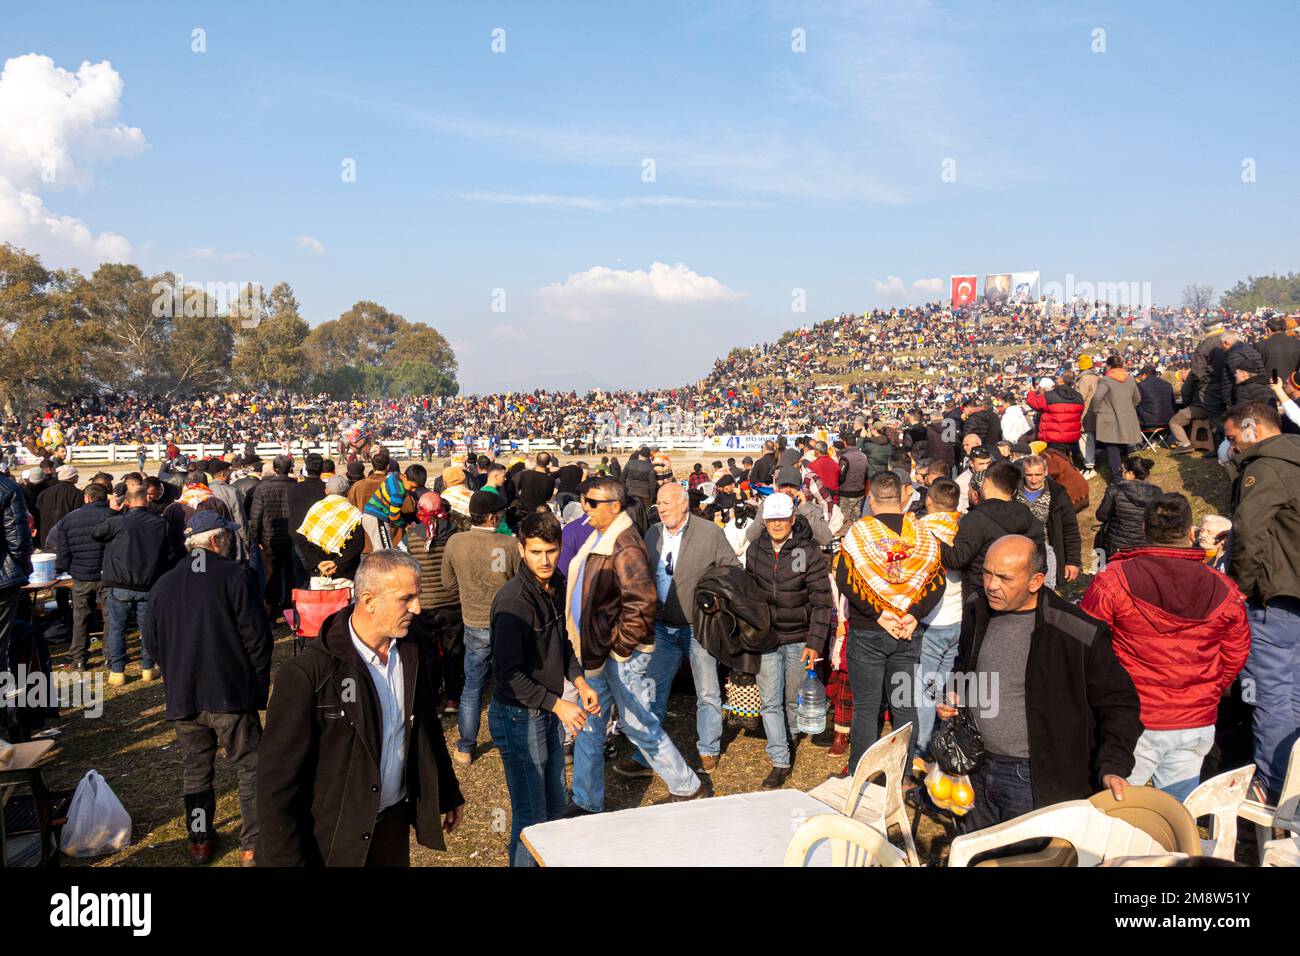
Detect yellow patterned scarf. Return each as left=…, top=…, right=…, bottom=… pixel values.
left=837, top=513, right=947, bottom=613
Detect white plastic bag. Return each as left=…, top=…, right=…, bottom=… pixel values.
left=309, top=576, right=353, bottom=592
left=59, top=769, right=132, bottom=857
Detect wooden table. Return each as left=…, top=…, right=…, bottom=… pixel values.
left=521, top=790, right=840, bottom=867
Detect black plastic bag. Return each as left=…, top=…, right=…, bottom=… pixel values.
left=930, top=707, right=987, bottom=776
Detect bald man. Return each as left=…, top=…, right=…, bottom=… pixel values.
left=616, top=482, right=740, bottom=778
left=938, top=534, right=1141, bottom=831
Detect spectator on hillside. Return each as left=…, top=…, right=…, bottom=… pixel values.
left=1014, top=454, right=1081, bottom=589
left=1081, top=493, right=1249, bottom=801
left=1259, top=315, right=1300, bottom=385
left=1027, top=373, right=1085, bottom=465
left=1095, top=456, right=1162, bottom=560
left=1085, top=356, right=1142, bottom=480
left=1135, top=366, right=1176, bottom=432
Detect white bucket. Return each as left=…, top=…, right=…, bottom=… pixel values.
left=29, top=552, right=56, bottom=586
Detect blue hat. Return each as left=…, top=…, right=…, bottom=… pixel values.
left=184, top=511, right=239, bottom=536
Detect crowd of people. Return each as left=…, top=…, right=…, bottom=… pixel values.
left=1, top=299, right=1297, bottom=868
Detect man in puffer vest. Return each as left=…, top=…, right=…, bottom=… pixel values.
left=1081, top=492, right=1249, bottom=800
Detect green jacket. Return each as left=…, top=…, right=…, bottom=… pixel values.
left=1229, top=433, right=1300, bottom=604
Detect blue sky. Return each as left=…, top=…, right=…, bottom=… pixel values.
left=3, top=1, right=1298, bottom=392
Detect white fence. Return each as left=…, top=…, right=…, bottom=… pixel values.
left=40, top=435, right=776, bottom=465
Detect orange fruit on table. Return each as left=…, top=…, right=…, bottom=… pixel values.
left=929, top=774, right=953, bottom=801
left=952, top=781, right=974, bottom=807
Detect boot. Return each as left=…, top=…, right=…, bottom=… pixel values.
left=829, top=731, right=850, bottom=756
left=184, top=789, right=217, bottom=864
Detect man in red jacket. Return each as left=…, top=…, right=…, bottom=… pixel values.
left=1026, top=373, right=1085, bottom=465
left=805, top=441, right=840, bottom=502
left=1080, top=492, right=1250, bottom=801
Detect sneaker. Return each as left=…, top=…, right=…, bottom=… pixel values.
left=443, top=700, right=459, bottom=716
left=1080, top=468, right=1097, bottom=480
left=107, top=671, right=126, bottom=687
left=699, top=754, right=720, bottom=773
left=666, top=778, right=714, bottom=803
left=562, top=800, right=597, bottom=818
left=452, top=749, right=472, bottom=766
left=761, top=766, right=792, bottom=790
left=1170, top=444, right=1194, bottom=456
left=612, top=757, right=652, bottom=778
left=140, top=668, right=158, bottom=682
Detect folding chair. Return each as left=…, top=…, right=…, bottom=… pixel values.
left=1139, top=426, right=1172, bottom=452
left=285, top=586, right=353, bottom=654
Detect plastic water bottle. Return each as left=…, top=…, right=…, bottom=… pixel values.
left=795, top=667, right=827, bottom=735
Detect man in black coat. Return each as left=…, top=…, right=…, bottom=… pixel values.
left=1258, top=316, right=1300, bottom=385
left=257, top=549, right=465, bottom=866
left=143, top=511, right=272, bottom=865
left=940, top=461, right=1045, bottom=597
left=1135, top=366, right=1176, bottom=431
left=247, top=454, right=297, bottom=620
left=938, top=535, right=1140, bottom=830
left=621, top=448, right=657, bottom=506
left=1014, top=455, right=1081, bottom=590
left=48, top=483, right=111, bottom=670
left=36, top=464, right=83, bottom=548
left=92, top=488, right=176, bottom=684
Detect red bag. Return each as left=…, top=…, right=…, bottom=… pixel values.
left=289, top=588, right=352, bottom=638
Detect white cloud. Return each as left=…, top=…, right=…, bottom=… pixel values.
left=182, top=247, right=250, bottom=261
left=537, top=261, right=742, bottom=321
left=450, top=191, right=767, bottom=212
left=873, top=275, right=944, bottom=301
left=296, top=235, right=325, bottom=254
left=0, top=54, right=147, bottom=268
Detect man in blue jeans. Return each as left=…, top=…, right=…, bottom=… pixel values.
left=613, top=482, right=738, bottom=779
left=1224, top=402, right=1300, bottom=803
left=914, top=479, right=965, bottom=760
left=92, top=488, right=174, bottom=685
left=489, top=512, right=599, bottom=865
left=566, top=477, right=709, bottom=813
left=442, top=491, right=519, bottom=765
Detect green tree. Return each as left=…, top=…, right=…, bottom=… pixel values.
left=231, top=282, right=310, bottom=392
left=1220, top=272, right=1300, bottom=313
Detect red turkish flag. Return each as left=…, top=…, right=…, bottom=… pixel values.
left=951, top=275, right=977, bottom=307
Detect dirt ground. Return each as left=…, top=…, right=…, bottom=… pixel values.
left=31, top=447, right=1232, bottom=867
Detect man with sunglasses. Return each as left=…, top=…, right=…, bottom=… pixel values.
left=566, top=477, right=709, bottom=813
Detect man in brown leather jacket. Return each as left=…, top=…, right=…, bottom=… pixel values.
left=566, top=476, right=711, bottom=813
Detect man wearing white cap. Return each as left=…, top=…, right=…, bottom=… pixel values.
left=36, top=464, right=83, bottom=549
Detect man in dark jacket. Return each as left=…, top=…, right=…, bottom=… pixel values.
left=36, top=464, right=83, bottom=548
left=1224, top=401, right=1300, bottom=802
left=615, top=483, right=739, bottom=780
left=257, top=549, right=465, bottom=866
left=1135, top=366, right=1176, bottom=431
left=92, top=488, right=175, bottom=684
left=247, top=454, right=297, bottom=620
left=745, top=491, right=833, bottom=788
left=489, top=511, right=599, bottom=866
left=1258, top=316, right=1300, bottom=385
left=48, top=483, right=111, bottom=670
left=285, top=452, right=327, bottom=535
left=836, top=440, right=869, bottom=522
left=0, top=469, right=33, bottom=665
left=938, top=535, right=1140, bottom=830
left=924, top=409, right=958, bottom=469
left=941, top=462, right=1045, bottom=597
left=964, top=398, right=1003, bottom=450
left=621, top=448, right=657, bottom=507
left=567, top=476, right=708, bottom=813
left=1223, top=331, right=1273, bottom=407
left=1014, top=455, right=1081, bottom=589
left=143, top=511, right=272, bottom=865
left=861, top=424, right=894, bottom=480
left=749, top=440, right=778, bottom=486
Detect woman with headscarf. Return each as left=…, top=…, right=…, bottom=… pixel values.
left=438, top=464, right=474, bottom=519
left=405, top=492, right=468, bottom=713
left=293, top=475, right=365, bottom=582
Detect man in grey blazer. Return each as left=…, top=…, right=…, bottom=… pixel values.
left=613, top=482, right=740, bottom=778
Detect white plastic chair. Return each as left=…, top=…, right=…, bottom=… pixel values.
left=947, top=800, right=1167, bottom=867
left=1183, top=765, right=1255, bottom=860
left=806, top=722, right=918, bottom=865
left=1237, top=739, right=1300, bottom=865
left=783, top=814, right=908, bottom=867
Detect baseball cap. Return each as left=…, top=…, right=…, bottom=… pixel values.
left=775, top=465, right=802, bottom=488
left=763, top=492, right=795, bottom=520
left=184, top=511, right=239, bottom=536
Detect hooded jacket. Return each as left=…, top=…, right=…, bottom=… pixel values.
left=1080, top=547, right=1249, bottom=730
left=940, top=498, right=1045, bottom=595
left=1085, top=369, right=1142, bottom=445
left=1229, top=433, right=1300, bottom=605
left=743, top=524, right=834, bottom=652
left=256, top=606, right=464, bottom=867
left=1026, top=383, right=1085, bottom=444
left=565, top=510, right=657, bottom=671
left=956, top=587, right=1142, bottom=809
left=1095, top=479, right=1162, bottom=558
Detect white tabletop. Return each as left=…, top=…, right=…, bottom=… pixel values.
left=522, top=790, right=840, bottom=867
